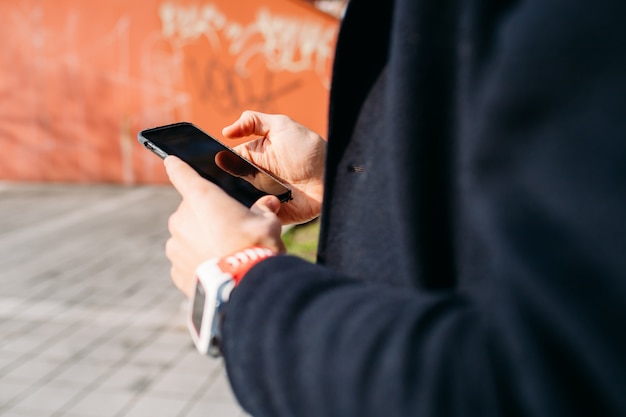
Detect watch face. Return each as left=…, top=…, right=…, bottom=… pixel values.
left=191, top=283, right=206, bottom=337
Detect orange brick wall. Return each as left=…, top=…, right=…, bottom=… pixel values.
left=0, top=0, right=338, bottom=184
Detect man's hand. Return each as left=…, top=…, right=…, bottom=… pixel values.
left=221, top=111, right=326, bottom=225
left=164, top=156, right=285, bottom=298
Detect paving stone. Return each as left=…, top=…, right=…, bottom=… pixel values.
left=8, top=385, right=78, bottom=415
left=61, top=389, right=136, bottom=417
left=0, top=378, right=32, bottom=407
left=120, top=394, right=188, bottom=417
left=184, top=401, right=244, bottom=417
left=0, top=185, right=245, bottom=417
left=1, top=357, right=62, bottom=383
left=49, top=362, right=112, bottom=388
left=96, top=364, right=162, bottom=392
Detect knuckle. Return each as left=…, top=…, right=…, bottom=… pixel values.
left=168, top=211, right=180, bottom=233
left=165, top=237, right=176, bottom=259
left=242, top=110, right=257, bottom=122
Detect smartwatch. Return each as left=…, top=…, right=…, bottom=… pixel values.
left=188, top=246, right=276, bottom=357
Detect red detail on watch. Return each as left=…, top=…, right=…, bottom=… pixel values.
left=217, top=246, right=276, bottom=285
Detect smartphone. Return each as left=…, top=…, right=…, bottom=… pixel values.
left=138, top=122, right=292, bottom=207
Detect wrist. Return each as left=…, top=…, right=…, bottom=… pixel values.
left=216, top=246, right=277, bottom=286
left=188, top=246, right=277, bottom=356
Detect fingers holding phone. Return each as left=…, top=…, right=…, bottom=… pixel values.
left=137, top=116, right=326, bottom=225
left=222, top=111, right=327, bottom=225
left=164, top=156, right=285, bottom=296
left=138, top=122, right=292, bottom=208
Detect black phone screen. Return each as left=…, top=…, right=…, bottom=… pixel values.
left=138, top=122, right=291, bottom=207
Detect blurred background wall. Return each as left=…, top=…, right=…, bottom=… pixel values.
left=0, top=0, right=341, bottom=184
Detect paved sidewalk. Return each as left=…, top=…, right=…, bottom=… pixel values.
left=0, top=183, right=248, bottom=417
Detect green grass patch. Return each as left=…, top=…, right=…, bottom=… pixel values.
left=282, top=219, right=320, bottom=263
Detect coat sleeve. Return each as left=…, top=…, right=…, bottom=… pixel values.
left=222, top=257, right=496, bottom=417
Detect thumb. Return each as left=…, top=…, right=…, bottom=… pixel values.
left=251, top=195, right=281, bottom=215
left=164, top=156, right=208, bottom=198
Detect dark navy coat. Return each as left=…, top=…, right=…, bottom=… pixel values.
left=223, top=0, right=626, bottom=416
